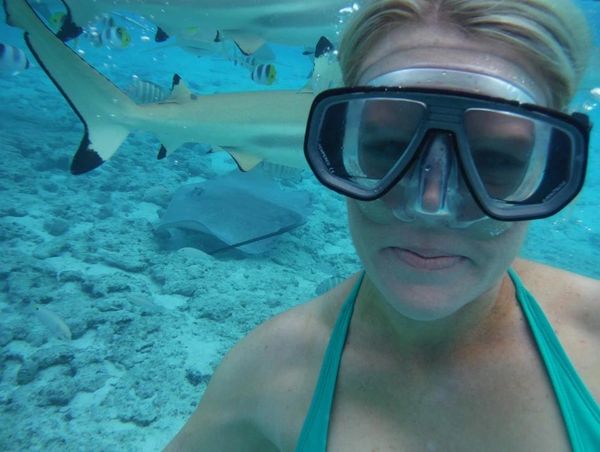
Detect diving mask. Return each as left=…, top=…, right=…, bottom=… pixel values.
left=304, top=69, right=590, bottom=233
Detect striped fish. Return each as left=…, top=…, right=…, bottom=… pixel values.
left=0, top=43, right=30, bottom=74
left=217, top=37, right=275, bottom=68
left=87, top=16, right=131, bottom=49
left=251, top=63, right=277, bottom=85
left=126, top=78, right=170, bottom=104
left=256, top=161, right=305, bottom=184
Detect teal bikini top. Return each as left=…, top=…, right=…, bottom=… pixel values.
left=296, top=269, right=600, bottom=451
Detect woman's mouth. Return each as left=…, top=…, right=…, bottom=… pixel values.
left=392, top=248, right=466, bottom=271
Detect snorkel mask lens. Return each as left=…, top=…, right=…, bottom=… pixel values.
left=304, top=76, right=590, bottom=227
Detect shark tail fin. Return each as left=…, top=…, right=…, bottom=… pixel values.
left=5, top=0, right=140, bottom=174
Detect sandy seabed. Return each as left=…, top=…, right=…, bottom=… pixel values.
left=0, top=48, right=363, bottom=449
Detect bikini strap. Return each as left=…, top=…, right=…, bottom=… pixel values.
left=296, top=272, right=365, bottom=452
left=508, top=267, right=600, bottom=451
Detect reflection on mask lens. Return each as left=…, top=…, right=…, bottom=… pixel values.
left=464, top=109, right=551, bottom=203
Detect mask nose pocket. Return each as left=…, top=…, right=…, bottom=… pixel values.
left=384, top=129, right=491, bottom=229
left=416, top=132, right=455, bottom=214
left=395, top=130, right=459, bottom=218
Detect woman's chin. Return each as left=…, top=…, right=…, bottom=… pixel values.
left=370, top=255, right=477, bottom=321
left=381, top=288, right=466, bottom=322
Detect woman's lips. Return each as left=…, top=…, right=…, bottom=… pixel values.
left=392, top=248, right=465, bottom=270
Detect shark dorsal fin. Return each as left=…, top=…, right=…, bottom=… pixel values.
left=155, top=27, right=169, bottom=42
left=315, top=36, right=334, bottom=58
left=168, top=74, right=196, bottom=102
left=309, top=37, right=342, bottom=94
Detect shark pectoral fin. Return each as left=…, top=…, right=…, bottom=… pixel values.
left=71, top=122, right=129, bottom=174
left=223, top=148, right=263, bottom=172
left=156, top=136, right=185, bottom=158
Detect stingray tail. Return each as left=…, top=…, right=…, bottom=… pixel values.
left=4, top=0, right=141, bottom=174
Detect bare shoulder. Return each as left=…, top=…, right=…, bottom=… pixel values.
left=513, top=258, right=600, bottom=325
left=165, top=274, right=360, bottom=451
left=513, top=258, right=600, bottom=397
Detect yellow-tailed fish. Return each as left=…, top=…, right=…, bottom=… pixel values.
left=251, top=63, right=277, bottom=85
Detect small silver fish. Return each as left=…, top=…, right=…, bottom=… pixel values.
left=0, top=43, right=30, bottom=74
left=34, top=305, right=72, bottom=341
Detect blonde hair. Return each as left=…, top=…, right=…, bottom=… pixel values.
left=339, top=0, right=592, bottom=109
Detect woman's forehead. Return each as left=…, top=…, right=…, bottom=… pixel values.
left=356, top=24, right=549, bottom=105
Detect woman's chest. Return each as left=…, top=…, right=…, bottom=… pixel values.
left=270, top=343, right=573, bottom=452
left=322, top=345, right=572, bottom=452
left=325, top=382, right=570, bottom=451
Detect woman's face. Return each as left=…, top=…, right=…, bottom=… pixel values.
left=348, top=23, right=547, bottom=321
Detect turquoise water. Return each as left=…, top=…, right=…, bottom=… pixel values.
left=0, top=1, right=598, bottom=450
left=519, top=0, right=600, bottom=277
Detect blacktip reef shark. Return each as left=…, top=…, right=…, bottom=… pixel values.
left=4, top=0, right=341, bottom=175
left=56, top=0, right=359, bottom=54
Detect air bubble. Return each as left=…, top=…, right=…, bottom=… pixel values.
left=582, top=101, right=598, bottom=112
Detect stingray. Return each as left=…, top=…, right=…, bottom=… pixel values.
left=155, top=170, right=312, bottom=255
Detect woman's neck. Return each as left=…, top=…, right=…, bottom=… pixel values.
left=352, top=273, right=515, bottom=357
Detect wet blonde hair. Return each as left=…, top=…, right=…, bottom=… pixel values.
left=339, top=0, right=592, bottom=109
